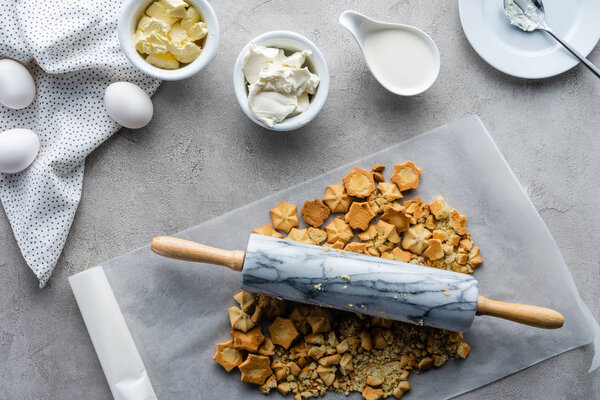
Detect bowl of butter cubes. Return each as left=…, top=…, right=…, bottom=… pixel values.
left=118, top=0, right=219, bottom=80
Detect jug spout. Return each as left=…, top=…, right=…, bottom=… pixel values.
left=339, top=10, right=371, bottom=38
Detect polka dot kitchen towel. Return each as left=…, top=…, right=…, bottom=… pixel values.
left=0, top=0, right=160, bottom=287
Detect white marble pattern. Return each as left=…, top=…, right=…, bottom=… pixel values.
left=242, top=234, right=479, bottom=332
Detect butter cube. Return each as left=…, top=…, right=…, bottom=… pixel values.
left=137, top=16, right=170, bottom=36
left=187, top=21, right=208, bottom=41
left=169, top=40, right=201, bottom=63
left=146, top=2, right=177, bottom=25
left=180, top=7, right=200, bottom=30
left=146, top=52, right=180, bottom=69
left=168, top=23, right=188, bottom=43
left=160, top=0, right=188, bottom=18
left=134, top=31, right=169, bottom=55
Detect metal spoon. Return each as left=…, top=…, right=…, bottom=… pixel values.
left=504, top=0, right=600, bottom=78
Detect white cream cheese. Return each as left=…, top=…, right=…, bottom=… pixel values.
left=504, top=0, right=544, bottom=32
left=243, top=44, right=320, bottom=127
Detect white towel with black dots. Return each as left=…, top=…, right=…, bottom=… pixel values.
left=0, top=0, right=160, bottom=287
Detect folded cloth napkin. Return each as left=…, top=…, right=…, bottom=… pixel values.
left=0, top=0, right=160, bottom=287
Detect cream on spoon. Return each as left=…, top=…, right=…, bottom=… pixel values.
left=339, top=10, right=440, bottom=96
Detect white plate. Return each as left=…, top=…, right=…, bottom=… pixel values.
left=459, top=0, right=600, bottom=79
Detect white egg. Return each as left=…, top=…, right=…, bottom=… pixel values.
left=104, top=82, right=153, bottom=129
left=0, top=128, right=40, bottom=174
left=0, top=59, right=36, bottom=110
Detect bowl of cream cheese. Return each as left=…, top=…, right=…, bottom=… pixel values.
left=233, top=31, right=330, bottom=131
left=118, top=0, right=219, bottom=80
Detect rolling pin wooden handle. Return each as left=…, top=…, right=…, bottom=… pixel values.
left=476, top=296, right=564, bottom=329
left=151, top=236, right=245, bottom=271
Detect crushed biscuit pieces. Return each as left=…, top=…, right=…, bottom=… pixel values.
left=253, top=222, right=284, bottom=238
left=215, top=162, right=483, bottom=400
left=257, top=337, right=275, bottom=356
left=345, top=202, right=377, bottom=231
left=381, top=204, right=411, bottom=233
left=469, top=247, right=483, bottom=267
left=323, top=183, right=352, bottom=213
left=449, top=209, right=468, bottom=235
left=308, top=227, right=327, bottom=244
left=368, top=183, right=404, bottom=214
left=429, top=196, right=451, bottom=220
left=327, top=241, right=345, bottom=250
left=270, top=200, right=299, bottom=233
left=358, top=220, right=401, bottom=256
left=378, top=182, right=403, bottom=201
left=390, top=161, right=422, bottom=191
left=301, top=199, right=331, bottom=227
left=259, top=374, right=277, bottom=394
left=424, top=239, right=444, bottom=260
left=371, top=164, right=385, bottom=182
left=381, top=247, right=412, bottom=263
left=344, top=242, right=367, bottom=254
left=343, top=167, right=376, bottom=198
left=393, top=380, right=411, bottom=399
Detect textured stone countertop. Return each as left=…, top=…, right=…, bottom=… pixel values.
left=1, top=0, right=599, bottom=398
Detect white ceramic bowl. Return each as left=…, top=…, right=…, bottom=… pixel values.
left=233, top=31, right=330, bottom=132
left=118, top=0, right=219, bottom=81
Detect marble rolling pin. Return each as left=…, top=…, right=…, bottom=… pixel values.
left=151, top=234, right=564, bottom=332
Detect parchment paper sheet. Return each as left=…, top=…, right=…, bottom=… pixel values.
left=99, top=116, right=599, bottom=399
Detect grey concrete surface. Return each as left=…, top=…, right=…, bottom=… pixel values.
left=1, top=0, right=599, bottom=399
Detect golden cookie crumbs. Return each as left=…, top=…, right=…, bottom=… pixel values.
left=216, top=162, right=483, bottom=400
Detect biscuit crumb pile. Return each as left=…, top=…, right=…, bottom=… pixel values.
left=213, top=162, right=483, bottom=399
